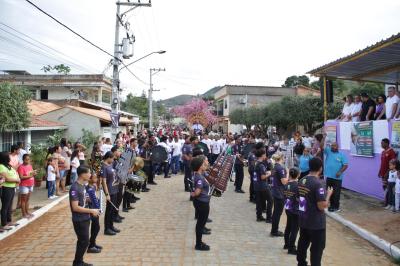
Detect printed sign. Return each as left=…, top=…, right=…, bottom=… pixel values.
left=324, top=125, right=337, bottom=148
left=350, top=121, right=374, bottom=157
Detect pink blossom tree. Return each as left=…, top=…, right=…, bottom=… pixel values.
left=172, top=98, right=217, bottom=127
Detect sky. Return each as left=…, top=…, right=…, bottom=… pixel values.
left=0, top=0, right=399, bottom=100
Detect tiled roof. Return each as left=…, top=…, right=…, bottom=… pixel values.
left=28, top=100, right=62, bottom=116
left=66, top=105, right=133, bottom=125
left=29, top=116, right=65, bottom=128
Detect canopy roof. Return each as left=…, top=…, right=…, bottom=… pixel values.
left=308, top=33, right=400, bottom=84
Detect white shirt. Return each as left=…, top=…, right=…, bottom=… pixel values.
left=158, top=142, right=172, bottom=160
left=341, top=103, right=354, bottom=121
left=211, top=140, right=222, bottom=155
left=201, top=138, right=212, bottom=151
left=386, top=95, right=400, bottom=119
left=396, top=174, right=400, bottom=194
left=18, top=149, right=27, bottom=164
left=171, top=141, right=182, bottom=157
left=302, top=137, right=313, bottom=149
left=47, top=165, right=56, bottom=181
left=71, top=157, right=80, bottom=173
left=350, top=102, right=362, bottom=122
left=389, top=169, right=397, bottom=183
left=101, top=144, right=113, bottom=156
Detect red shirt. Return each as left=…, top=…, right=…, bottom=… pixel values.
left=379, top=148, right=396, bottom=178
left=18, top=164, right=34, bottom=187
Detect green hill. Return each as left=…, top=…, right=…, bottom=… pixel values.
left=161, top=86, right=222, bottom=108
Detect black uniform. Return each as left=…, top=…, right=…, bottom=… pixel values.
left=248, top=152, right=256, bottom=202
left=233, top=144, right=244, bottom=192
left=283, top=180, right=299, bottom=252
left=182, top=143, right=193, bottom=191
left=297, top=175, right=327, bottom=266
left=271, top=163, right=286, bottom=235
left=69, top=181, right=91, bottom=266
left=253, top=160, right=273, bottom=221
left=101, top=163, right=119, bottom=232
left=193, top=172, right=211, bottom=247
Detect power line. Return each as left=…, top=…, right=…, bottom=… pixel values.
left=24, top=0, right=149, bottom=84
left=24, top=0, right=115, bottom=59
left=0, top=22, right=100, bottom=73
left=0, top=24, right=98, bottom=74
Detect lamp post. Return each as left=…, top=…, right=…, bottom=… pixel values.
left=118, top=50, right=166, bottom=73
left=149, top=68, right=166, bottom=130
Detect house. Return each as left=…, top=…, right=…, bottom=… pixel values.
left=0, top=71, right=112, bottom=106
left=0, top=112, right=66, bottom=152
left=212, top=84, right=320, bottom=133
left=0, top=71, right=140, bottom=140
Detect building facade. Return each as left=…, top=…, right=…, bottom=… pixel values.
left=213, top=85, right=320, bottom=133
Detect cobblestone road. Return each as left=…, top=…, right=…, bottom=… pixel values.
left=0, top=174, right=395, bottom=266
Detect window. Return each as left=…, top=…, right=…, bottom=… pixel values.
left=40, top=90, right=48, bottom=100
left=224, top=99, right=227, bottom=109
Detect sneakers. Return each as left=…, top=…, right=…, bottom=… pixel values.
left=87, top=246, right=101, bottom=253
left=270, top=231, right=284, bottom=237
left=266, top=218, right=272, bottom=224
left=48, top=195, right=58, bottom=199
left=195, top=242, right=210, bottom=251
left=104, top=229, right=116, bottom=236
left=385, top=205, right=393, bottom=210
left=288, top=248, right=297, bottom=255
left=257, top=217, right=266, bottom=222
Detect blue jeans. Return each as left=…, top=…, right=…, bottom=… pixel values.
left=48, top=180, right=56, bottom=198
left=171, top=155, right=180, bottom=174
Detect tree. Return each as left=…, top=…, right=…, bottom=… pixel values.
left=282, top=75, right=310, bottom=87
left=263, top=95, right=341, bottom=134
left=0, top=82, right=31, bottom=131
left=41, top=64, right=71, bottom=74
left=172, top=98, right=217, bottom=127
left=121, top=93, right=148, bottom=120
left=229, top=106, right=264, bottom=130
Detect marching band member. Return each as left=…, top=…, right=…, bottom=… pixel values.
left=86, top=171, right=102, bottom=254
left=190, top=155, right=211, bottom=251
left=101, top=152, right=120, bottom=236
left=69, top=165, right=100, bottom=266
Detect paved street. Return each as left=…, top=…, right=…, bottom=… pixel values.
left=0, top=174, right=395, bottom=266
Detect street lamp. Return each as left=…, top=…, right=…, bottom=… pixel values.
left=119, top=50, right=166, bottom=73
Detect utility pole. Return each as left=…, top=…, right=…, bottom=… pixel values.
left=111, top=1, right=151, bottom=140
left=148, top=68, right=165, bottom=130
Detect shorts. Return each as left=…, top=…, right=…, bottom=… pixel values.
left=58, top=170, right=66, bottom=180
left=20, top=186, right=33, bottom=194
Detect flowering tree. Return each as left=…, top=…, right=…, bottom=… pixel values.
left=172, top=98, right=217, bottom=127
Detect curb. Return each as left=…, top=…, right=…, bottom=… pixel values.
left=0, top=194, right=69, bottom=241
left=326, top=211, right=400, bottom=258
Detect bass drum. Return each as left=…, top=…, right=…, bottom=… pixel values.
left=150, top=145, right=168, bottom=164
left=196, top=142, right=210, bottom=156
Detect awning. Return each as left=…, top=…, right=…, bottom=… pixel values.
left=308, top=33, right=400, bottom=84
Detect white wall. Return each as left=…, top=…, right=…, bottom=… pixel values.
left=41, top=108, right=101, bottom=140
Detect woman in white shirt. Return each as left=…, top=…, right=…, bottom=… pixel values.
left=350, top=95, right=363, bottom=122
left=70, top=150, right=80, bottom=183
left=338, top=95, right=354, bottom=122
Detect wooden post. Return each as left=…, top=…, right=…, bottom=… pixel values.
left=323, top=76, right=328, bottom=122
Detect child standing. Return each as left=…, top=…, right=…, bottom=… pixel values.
left=298, top=148, right=313, bottom=179
left=395, top=162, right=400, bottom=212
left=283, top=167, right=300, bottom=255
left=70, top=150, right=80, bottom=184
left=86, top=171, right=102, bottom=253
left=17, top=154, right=36, bottom=218
left=70, top=166, right=100, bottom=266
left=47, top=158, right=57, bottom=199
left=386, top=159, right=398, bottom=211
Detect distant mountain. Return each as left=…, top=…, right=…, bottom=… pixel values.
left=160, top=94, right=196, bottom=108
left=161, top=86, right=222, bottom=108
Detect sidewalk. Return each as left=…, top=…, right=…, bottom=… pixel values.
left=10, top=180, right=69, bottom=221
left=337, top=189, right=400, bottom=247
